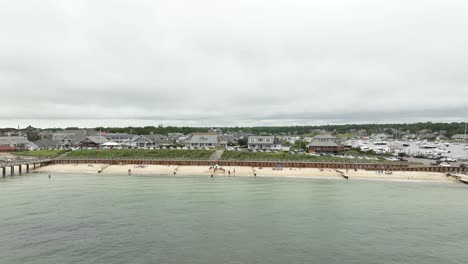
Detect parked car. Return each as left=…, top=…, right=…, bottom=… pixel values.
left=439, top=162, right=451, bottom=167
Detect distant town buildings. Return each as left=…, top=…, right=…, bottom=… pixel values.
left=1, top=124, right=466, bottom=153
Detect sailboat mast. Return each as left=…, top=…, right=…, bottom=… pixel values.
left=465, top=123, right=467, bottom=139
left=465, top=122, right=467, bottom=159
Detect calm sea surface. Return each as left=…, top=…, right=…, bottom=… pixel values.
left=1, top=173, right=467, bottom=264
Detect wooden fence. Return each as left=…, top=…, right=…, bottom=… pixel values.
left=52, top=159, right=467, bottom=173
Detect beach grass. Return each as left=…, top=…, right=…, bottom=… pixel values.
left=220, top=151, right=405, bottom=164
left=14, top=150, right=69, bottom=158
left=66, top=149, right=215, bottom=160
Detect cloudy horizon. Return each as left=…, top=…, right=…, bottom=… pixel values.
left=1, top=0, right=467, bottom=128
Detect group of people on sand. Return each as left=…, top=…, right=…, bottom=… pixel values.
left=376, top=170, right=393, bottom=174
left=209, top=166, right=236, bottom=178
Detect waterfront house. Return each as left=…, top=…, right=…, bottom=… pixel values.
left=247, top=136, right=282, bottom=150
left=307, top=140, right=344, bottom=153
left=51, top=129, right=95, bottom=141
left=307, top=135, right=344, bottom=153
left=34, top=139, right=62, bottom=150
left=76, top=136, right=109, bottom=149
left=105, top=133, right=133, bottom=144
left=0, top=136, right=33, bottom=151
left=131, top=134, right=172, bottom=148
left=186, top=133, right=228, bottom=149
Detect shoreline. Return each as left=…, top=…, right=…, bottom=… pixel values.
left=32, top=164, right=461, bottom=184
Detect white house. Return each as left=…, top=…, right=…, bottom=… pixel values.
left=248, top=136, right=282, bottom=150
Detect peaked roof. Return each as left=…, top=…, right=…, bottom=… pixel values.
left=34, top=139, right=61, bottom=148
left=313, top=134, right=335, bottom=139
left=189, top=133, right=220, bottom=144
left=78, top=136, right=109, bottom=144
left=0, top=136, right=31, bottom=145
left=132, top=134, right=170, bottom=143
left=308, top=140, right=340, bottom=147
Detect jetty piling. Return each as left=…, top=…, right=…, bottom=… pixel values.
left=0, top=159, right=53, bottom=177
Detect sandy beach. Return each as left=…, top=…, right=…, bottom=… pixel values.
left=32, top=163, right=458, bottom=183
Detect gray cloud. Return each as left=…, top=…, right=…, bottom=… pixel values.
left=1, top=0, right=467, bottom=128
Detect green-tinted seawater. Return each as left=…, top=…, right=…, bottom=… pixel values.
left=0, top=173, right=467, bottom=264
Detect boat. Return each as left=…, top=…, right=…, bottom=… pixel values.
left=402, top=142, right=410, bottom=147
left=374, top=141, right=387, bottom=145
left=420, top=144, right=437, bottom=149
left=434, top=148, right=449, bottom=153
left=360, top=146, right=371, bottom=151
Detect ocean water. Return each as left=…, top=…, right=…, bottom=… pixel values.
left=0, top=173, right=467, bottom=264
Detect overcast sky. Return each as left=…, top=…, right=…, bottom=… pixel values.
left=1, top=0, right=467, bottom=128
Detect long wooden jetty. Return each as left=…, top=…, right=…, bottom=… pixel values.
left=1, top=159, right=53, bottom=176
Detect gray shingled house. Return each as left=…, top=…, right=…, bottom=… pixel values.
left=186, top=133, right=227, bottom=149
left=131, top=134, right=172, bottom=148
left=307, top=135, right=344, bottom=153
left=34, top=139, right=62, bottom=150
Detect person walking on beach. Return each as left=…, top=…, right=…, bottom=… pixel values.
left=48, top=174, right=51, bottom=179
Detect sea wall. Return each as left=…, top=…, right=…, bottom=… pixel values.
left=51, top=159, right=467, bottom=173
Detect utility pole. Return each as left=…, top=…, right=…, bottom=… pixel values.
left=465, top=122, right=467, bottom=159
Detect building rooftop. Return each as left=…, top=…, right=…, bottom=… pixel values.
left=308, top=140, right=340, bottom=147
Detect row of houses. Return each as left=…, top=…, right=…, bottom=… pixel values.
left=0, top=132, right=228, bottom=151
left=1, top=131, right=345, bottom=153
left=247, top=134, right=344, bottom=153
left=34, top=134, right=173, bottom=150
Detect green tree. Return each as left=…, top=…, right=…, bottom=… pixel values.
left=237, top=137, right=248, bottom=147
left=293, top=140, right=308, bottom=151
